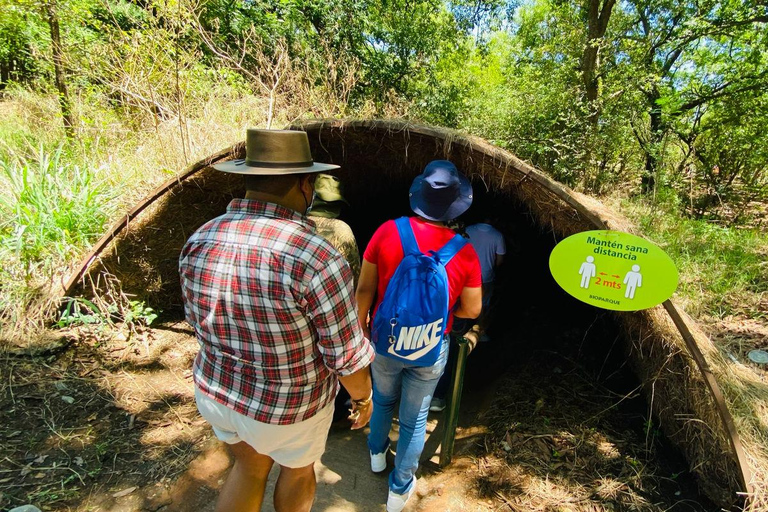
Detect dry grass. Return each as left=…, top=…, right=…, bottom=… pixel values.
left=0, top=88, right=272, bottom=345
left=0, top=320, right=208, bottom=511
left=714, top=340, right=768, bottom=510
left=0, top=74, right=407, bottom=344
left=477, top=352, right=704, bottom=512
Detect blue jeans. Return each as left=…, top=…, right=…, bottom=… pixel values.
left=367, top=339, right=448, bottom=495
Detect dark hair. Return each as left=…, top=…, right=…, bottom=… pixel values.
left=244, top=174, right=314, bottom=195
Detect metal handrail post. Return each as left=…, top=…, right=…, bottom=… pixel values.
left=439, top=336, right=470, bottom=468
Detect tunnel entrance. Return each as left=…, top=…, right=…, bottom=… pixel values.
left=334, top=167, right=716, bottom=509
left=454, top=197, right=715, bottom=510
left=63, top=120, right=743, bottom=509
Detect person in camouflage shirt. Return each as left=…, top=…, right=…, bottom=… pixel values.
left=309, top=173, right=363, bottom=421
left=309, top=174, right=361, bottom=287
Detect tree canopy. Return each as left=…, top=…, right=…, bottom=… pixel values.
left=1, top=0, right=766, bottom=223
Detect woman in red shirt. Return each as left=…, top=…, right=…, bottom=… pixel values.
left=356, top=160, right=482, bottom=512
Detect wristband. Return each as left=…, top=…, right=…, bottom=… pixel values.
left=352, top=390, right=373, bottom=408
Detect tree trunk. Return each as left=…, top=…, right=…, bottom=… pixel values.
left=45, top=0, right=75, bottom=138
left=1, top=61, right=9, bottom=90
left=642, top=92, right=663, bottom=194
left=579, top=0, right=616, bottom=190
left=582, top=43, right=599, bottom=107
left=581, top=0, right=616, bottom=126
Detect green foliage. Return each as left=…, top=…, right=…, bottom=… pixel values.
left=0, top=0, right=765, bottom=332
left=618, top=196, right=768, bottom=319
left=360, top=1, right=459, bottom=102
left=0, top=140, right=120, bottom=331
left=124, top=299, right=158, bottom=327
left=194, top=0, right=482, bottom=111
left=57, top=296, right=109, bottom=327
left=449, top=0, right=512, bottom=35
left=2, top=0, right=766, bottom=205
left=0, top=144, right=116, bottom=277
left=454, top=7, right=598, bottom=187
left=435, top=0, right=768, bottom=208
left=0, top=1, right=43, bottom=86
left=686, top=92, right=768, bottom=224
left=57, top=296, right=158, bottom=328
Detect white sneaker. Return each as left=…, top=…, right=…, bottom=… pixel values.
left=429, top=397, right=446, bottom=412
left=386, top=484, right=415, bottom=512
left=370, top=449, right=387, bottom=473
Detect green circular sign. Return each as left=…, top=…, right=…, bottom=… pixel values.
left=549, top=230, right=678, bottom=311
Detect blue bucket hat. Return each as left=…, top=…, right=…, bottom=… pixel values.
left=409, top=160, right=473, bottom=222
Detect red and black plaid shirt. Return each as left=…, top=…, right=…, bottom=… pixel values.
left=180, top=199, right=374, bottom=425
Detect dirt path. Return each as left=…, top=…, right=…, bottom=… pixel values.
left=150, top=336, right=501, bottom=512
left=1, top=273, right=721, bottom=512
left=0, top=319, right=500, bottom=512
left=159, top=404, right=496, bottom=512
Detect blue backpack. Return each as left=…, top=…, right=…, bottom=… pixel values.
left=372, top=217, right=468, bottom=366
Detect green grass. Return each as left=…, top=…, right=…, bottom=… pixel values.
left=0, top=145, right=116, bottom=272
left=0, top=145, right=118, bottom=328
left=0, top=85, right=266, bottom=335
left=617, top=196, right=767, bottom=320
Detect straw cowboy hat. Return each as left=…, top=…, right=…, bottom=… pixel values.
left=214, top=129, right=340, bottom=175
left=409, top=160, right=473, bottom=222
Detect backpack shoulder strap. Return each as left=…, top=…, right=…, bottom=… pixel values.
left=395, top=217, right=420, bottom=256
left=435, top=234, right=468, bottom=266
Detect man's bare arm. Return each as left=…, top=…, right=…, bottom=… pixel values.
left=339, top=366, right=373, bottom=430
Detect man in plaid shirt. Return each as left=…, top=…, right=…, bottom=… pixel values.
left=180, top=129, right=374, bottom=512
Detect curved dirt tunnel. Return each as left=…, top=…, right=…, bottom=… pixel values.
left=64, top=120, right=746, bottom=509
left=441, top=212, right=718, bottom=510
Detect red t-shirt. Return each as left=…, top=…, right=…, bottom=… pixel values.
left=363, top=217, right=482, bottom=333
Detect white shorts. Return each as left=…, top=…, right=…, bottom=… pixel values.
left=194, top=387, right=334, bottom=468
